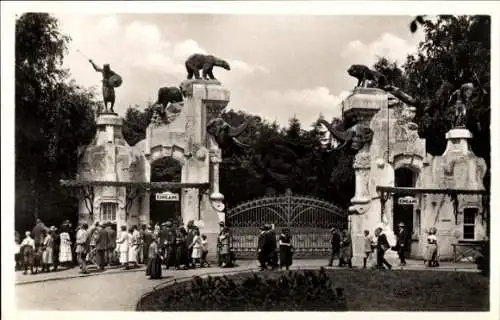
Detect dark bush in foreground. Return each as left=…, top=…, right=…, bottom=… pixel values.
left=137, top=268, right=489, bottom=311
left=138, top=268, right=347, bottom=311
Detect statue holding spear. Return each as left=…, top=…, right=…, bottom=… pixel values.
left=79, top=50, right=122, bottom=113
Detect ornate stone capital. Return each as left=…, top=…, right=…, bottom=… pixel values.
left=353, top=152, right=371, bottom=170
left=343, top=87, right=387, bottom=127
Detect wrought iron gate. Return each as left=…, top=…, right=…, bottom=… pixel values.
left=226, top=189, right=347, bottom=258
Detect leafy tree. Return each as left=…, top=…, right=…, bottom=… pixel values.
left=15, top=13, right=97, bottom=232
left=373, top=57, right=407, bottom=90
left=285, top=116, right=302, bottom=140
left=122, top=104, right=153, bottom=146
left=373, top=15, right=490, bottom=191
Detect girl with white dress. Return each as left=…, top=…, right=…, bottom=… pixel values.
left=41, top=230, right=54, bottom=272
left=191, top=229, right=202, bottom=267
left=127, top=227, right=139, bottom=268
left=116, top=225, right=130, bottom=268
left=58, top=226, right=73, bottom=265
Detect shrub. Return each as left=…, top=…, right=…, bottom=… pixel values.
left=138, top=268, right=348, bottom=311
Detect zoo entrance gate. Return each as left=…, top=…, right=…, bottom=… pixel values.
left=226, top=190, right=348, bottom=258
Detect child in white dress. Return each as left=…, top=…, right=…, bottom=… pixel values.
left=191, top=229, right=202, bottom=267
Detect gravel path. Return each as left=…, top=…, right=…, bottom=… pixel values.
left=14, top=258, right=476, bottom=311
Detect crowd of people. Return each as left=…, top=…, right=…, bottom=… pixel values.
left=15, top=218, right=237, bottom=279
left=15, top=218, right=441, bottom=277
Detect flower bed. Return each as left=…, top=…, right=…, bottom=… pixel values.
left=137, top=268, right=489, bottom=311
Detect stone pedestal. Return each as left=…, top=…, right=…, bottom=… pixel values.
left=77, top=112, right=148, bottom=231
left=343, top=87, right=387, bottom=128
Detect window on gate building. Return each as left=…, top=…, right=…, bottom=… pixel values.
left=101, top=202, right=117, bottom=221
left=463, top=208, right=477, bottom=240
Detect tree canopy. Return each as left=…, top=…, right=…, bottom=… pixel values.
left=373, top=15, right=490, bottom=188
left=15, top=13, right=98, bottom=232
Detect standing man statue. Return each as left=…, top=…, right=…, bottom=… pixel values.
left=89, top=60, right=122, bottom=113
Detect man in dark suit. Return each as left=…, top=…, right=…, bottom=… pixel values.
left=106, top=223, right=117, bottom=266
left=375, top=227, right=392, bottom=270
left=32, top=218, right=46, bottom=249
left=95, top=224, right=109, bottom=271
left=395, top=222, right=411, bottom=266
left=257, top=225, right=268, bottom=270
left=327, top=226, right=342, bottom=267
left=265, top=224, right=278, bottom=269
left=164, top=221, right=177, bottom=269
left=142, top=225, right=153, bottom=265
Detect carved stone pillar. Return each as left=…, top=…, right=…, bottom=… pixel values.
left=348, top=148, right=372, bottom=262
left=349, top=149, right=372, bottom=214
left=180, top=80, right=230, bottom=252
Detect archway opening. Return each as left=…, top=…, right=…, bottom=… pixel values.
left=393, top=167, right=417, bottom=245
left=150, top=157, right=182, bottom=225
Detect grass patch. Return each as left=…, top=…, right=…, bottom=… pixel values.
left=137, top=269, right=489, bottom=311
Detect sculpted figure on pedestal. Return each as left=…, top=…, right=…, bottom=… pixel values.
left=89, top=60, right=122, bottom=113
left=383, top=81, right=481, bottom=129
left=449, top=83, right=475, bottom=128
left=185, top=54, right=231, bottom=80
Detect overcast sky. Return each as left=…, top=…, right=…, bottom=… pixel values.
left=55, top=13, right=425, bottom=127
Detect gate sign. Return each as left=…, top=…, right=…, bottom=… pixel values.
left=156, top=192, right=179, bottom=201
left=398, top=196, right=416, bottom=205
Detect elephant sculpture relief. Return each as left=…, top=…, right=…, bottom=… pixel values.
left=316, top=119, right=374, bottom=153
left=206, top=118, right=252, bottom=157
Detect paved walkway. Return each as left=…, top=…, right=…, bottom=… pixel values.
left=14, top=259, right=477, bottom=311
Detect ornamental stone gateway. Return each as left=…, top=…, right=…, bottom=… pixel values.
left=67, top=60, right=235, bottom=257
left=342, top=82, right=487, bottom=263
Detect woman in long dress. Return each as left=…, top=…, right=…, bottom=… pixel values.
left=58, top=225, right=73, bottom=266
left=339, top=229, right=353, bottom=268
left=146, top=236, right=162, bottom=279
left=127, top=227, right=139, bottom=269
left=41, top=229, right=54, bottom=272
left=116, top=225, right=129, bottom=269
left=279, top=228, right=293, bottom=270
left=175, top=227, right=189, bottom=270
left=191, top=229, right=202, bottom=268
left=424, top=227, right=439, bottom=267
left=219, top=227, right=231, bottom=268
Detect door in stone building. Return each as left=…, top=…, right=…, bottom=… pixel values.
left=393, top=167, right=417, bottom=254
left=150, top=157, right=182, bottom=225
